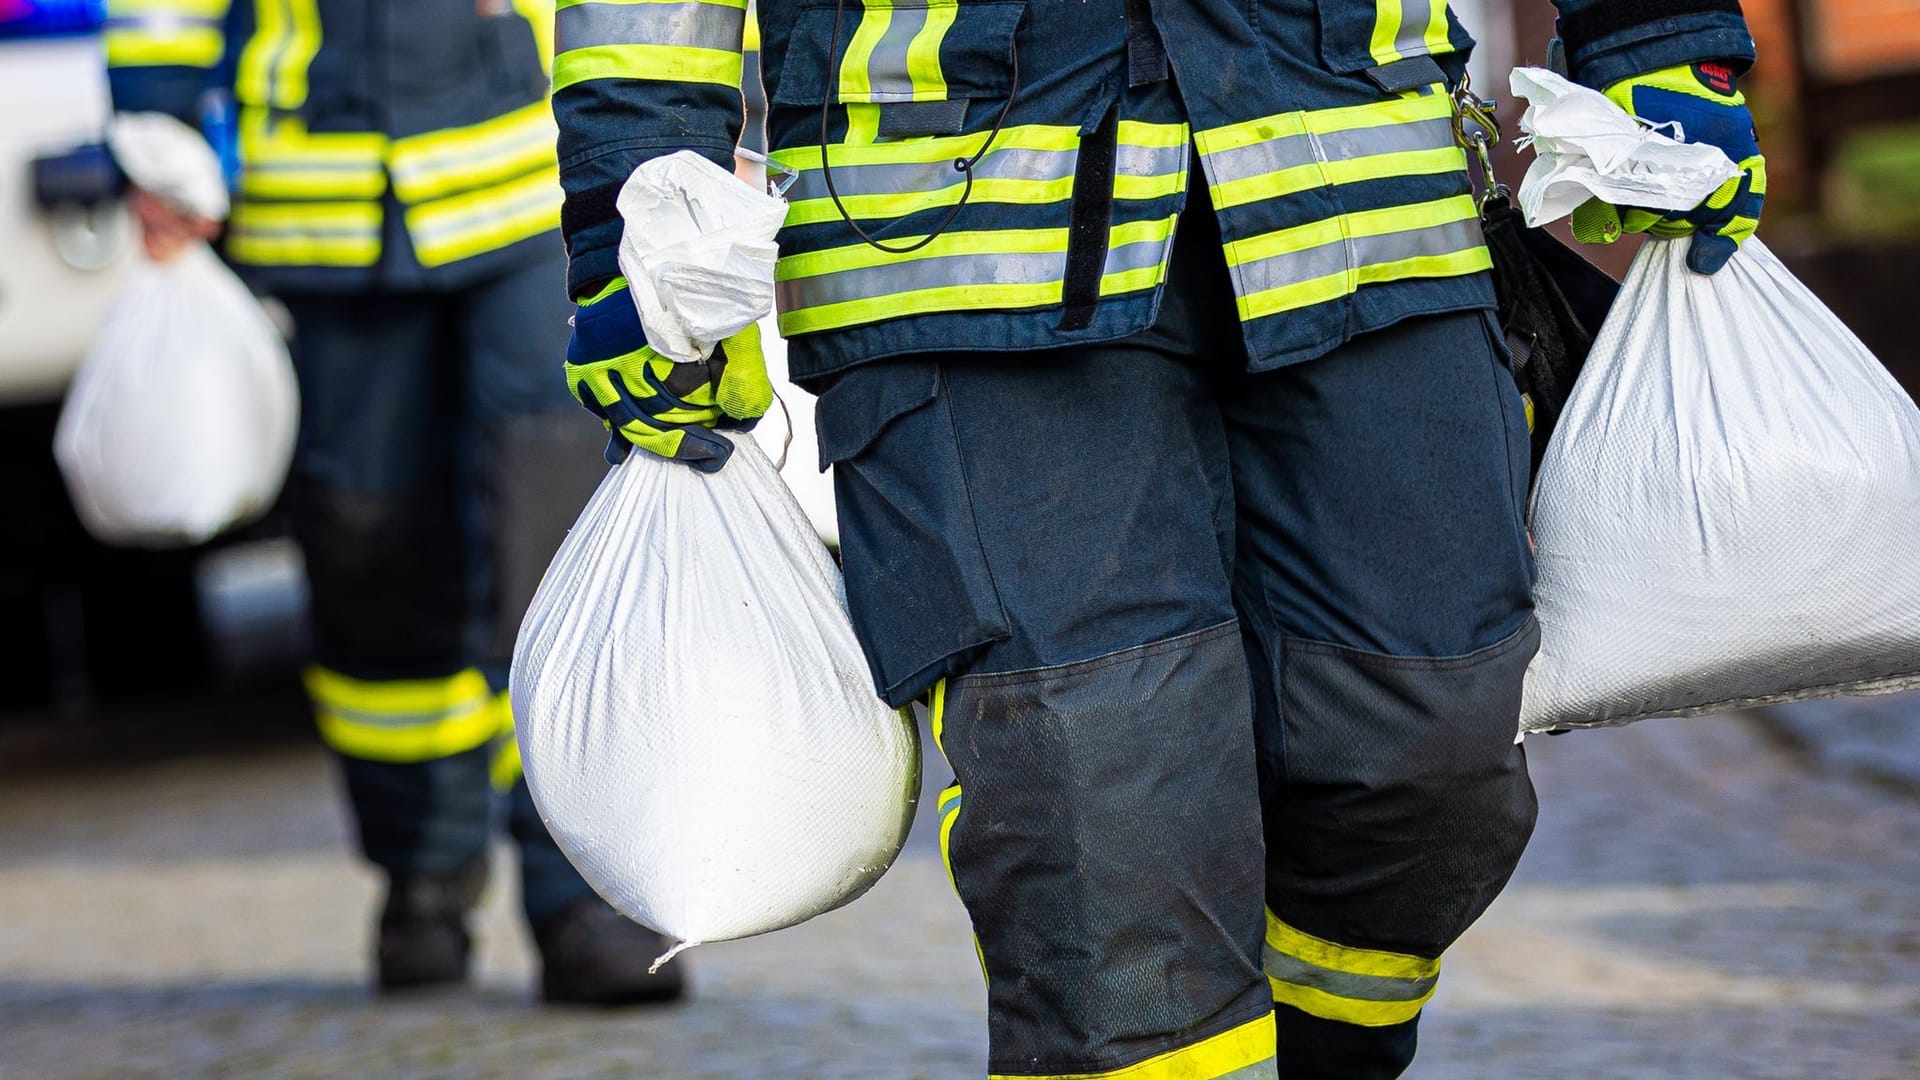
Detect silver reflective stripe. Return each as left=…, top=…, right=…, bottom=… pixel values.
left=554, top=0, right=743, bottom=53
left=1236, top=216, right=1482, bottom=296
left=246, top=159, right=377, bottom=173
left=1203, top=116, right=1454, bottom=186
left=1103, top=233, right=1169, bottom=277
left=412, top=180, right=558, bottom=243
left=778, top=249, right=1064, bottom=312
left=107, top=14, right=223, bottom=31
left=1265, top=945, right=1438, bottom=1003
left=1390, top=0, right=1436, bottom=59
left=865, top=4, right=928, bottom=102
left=1115, top=140, right=1187, bottom=182
left=1217, top=1061, right=1280, bottom=1080
left=392, top=120, right=555, bottom=185
left=784, top=145, right=1078, bottom=205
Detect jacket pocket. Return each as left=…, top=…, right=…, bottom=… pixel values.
left=815, top=361, right=1012, bottom=706
left=771, top=0, right=1026, bottom=137
left=1314, top=0, right=1474, bottom=91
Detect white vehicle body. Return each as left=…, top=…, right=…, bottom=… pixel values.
left=0, top=34, right=130, bottom=404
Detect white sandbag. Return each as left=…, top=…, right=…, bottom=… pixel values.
left=510, top=435, right=918, bottom=956
left=1513, top=66, right=1920, bottom=731
left=55, top=244, right=297, bottom=547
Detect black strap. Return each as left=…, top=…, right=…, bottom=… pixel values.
left=1125, top=0, right=1169, bottom=86
left=878, top=99, right=969, bottom=138
left=1057, top=100, right=1119, bottom=331
left=1364, top=56, right=1448, bottom=94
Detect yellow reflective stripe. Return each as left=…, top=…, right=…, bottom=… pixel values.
left=104, top=27, right=224, bottom=66
left=907, top=2, right=956, bottom=99
left=1264, top=910, right=1437, bottom=982
left=1367, top=0, right=1451, bottom=65
left=836, top=3, right=888, bottom=101
left=237, top=111, right=388, bottom=200
left=989, top=1013, right=1277, bottom=1080
left=405, top=165, right=562, bottom=267
left=1196, top=91, right=1453, bottom=157
left=112, top=0, right=228, bottom=16
left=1228, top=195, right=1488, bottom=321
left=227, top=199, right=380, bottom=266
left=930, top=677, right=948, bottom=753
left=551, top=43, right=741, bottom=91
left=773, top=124, right=1077, bottom=171
left=236, top=0, right=319, bottom=107
left=389, top=101, right=559, bottom=204
left=490, top=692, right=523, bottom=791
left=1101, top=212, right=1178, bottom=298
left=307, top=668, right=499, bottom=762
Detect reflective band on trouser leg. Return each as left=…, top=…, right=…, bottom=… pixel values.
left=988, top=1015, right=1278, bottom=1080
left=1262, top=912, right=1439, bottom=1027
left=227, top=199, right=381, bottom=266
left=929, top=680, right=989, bottom=982
left=389, top=102, right=560, bottom=205
left=1368, top=0, right=1451, bottom=65
left=404, top=165, right=563, bottom=267
left=551, top=0, right=746, bottom=92
left=1198, top=93, right=1463, bottom=212
left=235, top=0, right=321, bottom=108
left=489, top=692, right=523, bottom=792
left=307, top=667, right=500, bottom=763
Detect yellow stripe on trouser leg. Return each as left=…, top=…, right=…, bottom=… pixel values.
left=1263, top=910, right=1440, bottom=1027
left=987, top=1013, right=1277, bottom=1080
left=929, top=679, right=990, bottom=984
left=307, top=667, right=499, bottom=763
left=489, top=691, right=523, bottom=791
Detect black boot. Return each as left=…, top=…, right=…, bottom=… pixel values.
left=533, top=896, right=689, bottom=1006
left=376, top=857, right=489, bottom=992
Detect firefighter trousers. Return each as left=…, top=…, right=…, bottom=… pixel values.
left=815, top=202, right=1539, bottom=1079
left=282, top=254, right=609, bottom=925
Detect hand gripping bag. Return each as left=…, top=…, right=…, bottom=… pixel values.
left=1512, top=69, right=1920, bottom=732
left=55, top=243, right=297, bottom=547
left=510, top=436, right=919, bottom=958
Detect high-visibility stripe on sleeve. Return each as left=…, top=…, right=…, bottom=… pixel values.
left=988, top=1012, right=1278, bottom=1080
left=306, top=667, right=499, bottom=763
left=405, top=164, right=562, bottom=267
left=227, top=199, right=382, bottom=267
left=551, top=0, right=746, bottom=91
left=1368, top=0, right=1453, bottom=66
left=489, top=691, right=523, bottom=791
left=388, top=101, right=559, bottom=205
left=104, top=0, right=230, bottom=66
left=104, top=23, right=225, bottom=67
left=1263, top=911, right=1439, bottom=1028
left=235, top=0, right=321, bottom=108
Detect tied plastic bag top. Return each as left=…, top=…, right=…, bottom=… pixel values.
left=55, top=244, right=297, bottom=546
left=510, top=436, right=919, bottom=957
left=108, top=111, right=229, bottom=221
left=1512, top=68, right=1920, bottom=732
left=616, top=150, right=787, bottom=365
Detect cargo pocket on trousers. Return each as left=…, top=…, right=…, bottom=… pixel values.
left=1269, top=616, right=1540, bottom=956
left=816, top=361, right=1011, bottom=707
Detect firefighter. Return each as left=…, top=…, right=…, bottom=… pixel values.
left=103, top=0, right=686, bottom=1003
left=561, top=0, right=1764, bottom=1074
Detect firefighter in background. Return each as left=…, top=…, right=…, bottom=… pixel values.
left=104, top=0, right=685, bottom=1003
left=552, top=0, right=1764, bottom=1075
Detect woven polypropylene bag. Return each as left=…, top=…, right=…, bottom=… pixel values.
left=510, top=436, right=918, bottom=955
left=1521, top=237, right=1920, bottom=731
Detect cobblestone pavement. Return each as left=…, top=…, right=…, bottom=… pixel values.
left=0, top=702, right=1916, bottom=1080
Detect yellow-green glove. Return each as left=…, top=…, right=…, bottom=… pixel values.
left=1570, top=61, right=1766, bottom=275
left=565, top=277, right=774, bottom=472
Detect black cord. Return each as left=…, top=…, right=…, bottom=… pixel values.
left=818, top=0, right=1022, bottom=254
